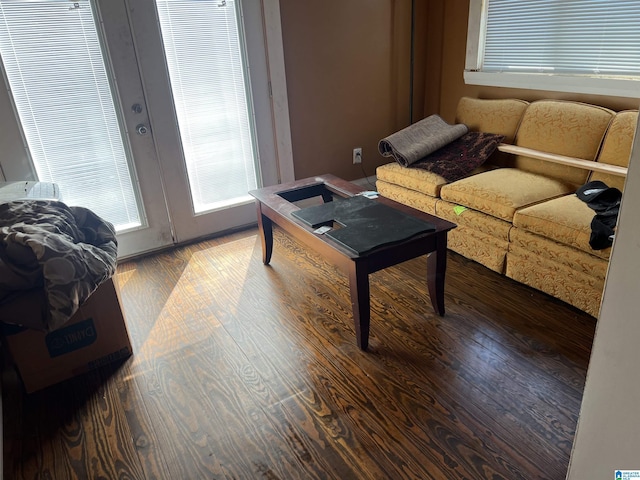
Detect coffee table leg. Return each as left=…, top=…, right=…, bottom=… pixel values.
left=348, top=260, right=370, bottom=350
left=256, top=203, right=273, bottom=265
left=427, top=233, right=447, bottom=316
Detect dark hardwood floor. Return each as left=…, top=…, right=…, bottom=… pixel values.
left=2, top=226, right=596, bottom=479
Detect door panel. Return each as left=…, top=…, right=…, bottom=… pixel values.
left=0, top=0, right=173, bottom=258
left=126, top=0, right=282, bottom=243
left=0, top=0, right=292, bottom=257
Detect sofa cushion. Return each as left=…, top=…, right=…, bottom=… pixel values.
left=376, top=162, right=447, bottom=197
left=436, top=199, right=511, bottom=241
left=509, top=227, right=610, bottom=276
left=439, top=168, right=574, bottom=222
left=456, top=97, right=529, bottom=144
left=506, top=249, right=605, bottom=317
left=447, top=226, right=508, bottom=273
left=513, top=195, right=611, bottom=259
left=375, top=179, right=440, bottom=214
left=513, top=100, right=615, bottom=186
left=590, top=110, right=638, bottom=191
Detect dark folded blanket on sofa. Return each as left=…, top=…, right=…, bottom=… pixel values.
left=409, top=132, right=505, bottom=182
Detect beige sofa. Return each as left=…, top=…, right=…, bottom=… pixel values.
left=376, top=97, right=638, bottom=317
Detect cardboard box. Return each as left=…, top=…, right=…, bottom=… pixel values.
left=1, top=277, right=132, bottom=393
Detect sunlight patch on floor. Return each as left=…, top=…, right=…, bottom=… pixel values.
left=130, top=235, right=258, bottom=363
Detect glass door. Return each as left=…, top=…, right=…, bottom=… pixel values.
left=0, top=0, right=174, bottom=258
left=0, top=0, right=292, bottom=257
left=156, top=0, right=259, bottom=214
left=126, top=0, right=288, bottom=243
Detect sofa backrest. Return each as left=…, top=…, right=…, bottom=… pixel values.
left=455, top=97, right=528, bottom=144
left=512, top=100, right=615, bottom=187
left=590, top=110, right=638, bottom=192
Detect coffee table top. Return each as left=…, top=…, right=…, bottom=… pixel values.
left=249, top=174, right=456, bottom=258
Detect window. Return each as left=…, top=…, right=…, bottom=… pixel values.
left=465, top=0, right=640, bottom=98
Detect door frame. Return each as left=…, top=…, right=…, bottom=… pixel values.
left=96, top=0, right=175, bottom=257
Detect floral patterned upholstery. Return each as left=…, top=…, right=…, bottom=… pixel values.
left=376, top=179, right=439, bottom=214
left=447, top=226, right=508, bottom=273
left=513, top=194, right=608, bottom=259
left=435, top=199, right=511, bottom=272
left=439, top=168, right=573, bottom=222
left=590, top=110, right=638, bottom=191
left=509, top=228, right=609, bottom=279
left=512, top=100, right=615, bottom=186
left=376, top=163, right=448, bottom=198
left=375, top=97, right=638, bottom=317
left=455, top=97, right=529, bottom=144
left=504, top=110, right=637, bottom=313
left=435, top=199, right=511, bottom=241
left=376, top=98, right=528, bottom=202
left=505, top=247, right=605, bottom=317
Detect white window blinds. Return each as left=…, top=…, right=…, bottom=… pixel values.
left=155, top=0, right=258, bottom=214
left=482, top=0, right=640, bottom=76
left=0, top=0, right=142, bottom=230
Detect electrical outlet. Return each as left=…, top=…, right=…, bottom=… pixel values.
left=353, top=147, right=362, bottom=164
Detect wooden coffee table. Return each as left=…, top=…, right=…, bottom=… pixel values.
left=249, top=174, right=456, bottom=351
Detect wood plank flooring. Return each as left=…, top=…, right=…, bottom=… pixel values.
left=2, top=226, right=596, bottom=479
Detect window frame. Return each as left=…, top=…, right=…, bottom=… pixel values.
left=464, top=0, right=640, bottom=98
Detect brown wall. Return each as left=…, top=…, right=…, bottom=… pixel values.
left=279, top=0, right=419, bottom=180
left=280, top=1, right=639, bottom=182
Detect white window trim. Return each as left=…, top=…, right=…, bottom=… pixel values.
left=464, top=0, right=640, bottom=99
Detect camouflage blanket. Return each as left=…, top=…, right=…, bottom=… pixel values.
left=0, top=200, right=117, bottom=331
